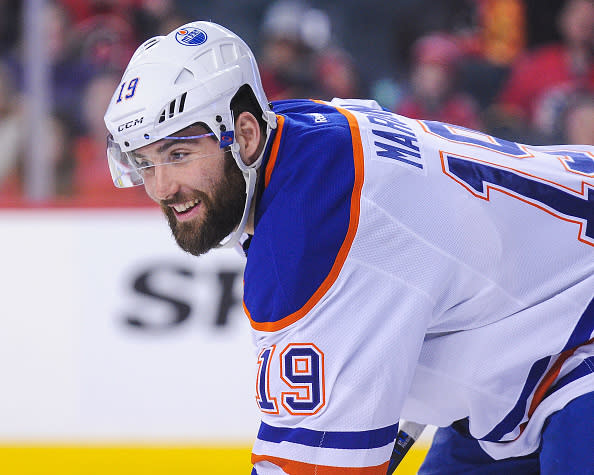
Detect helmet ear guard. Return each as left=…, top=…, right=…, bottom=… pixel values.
left=215, top=107, right=277, bottom=249
left=104, top=21, right=277, bottom=248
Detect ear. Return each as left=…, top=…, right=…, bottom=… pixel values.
left=234, top=111, right=262, bottom=166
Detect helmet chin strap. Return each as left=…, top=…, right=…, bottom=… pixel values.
left=218, top=111, right=277, bottom=249
left=217, top=165, right=257, bottom=249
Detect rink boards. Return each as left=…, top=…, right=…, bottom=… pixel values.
left=0, top=208, right=429, bottom=473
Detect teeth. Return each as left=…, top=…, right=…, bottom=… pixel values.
left=173, top=198, right=199, bottom=213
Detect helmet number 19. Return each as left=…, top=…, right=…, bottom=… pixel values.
left=116, top=77, right=140, bottom=103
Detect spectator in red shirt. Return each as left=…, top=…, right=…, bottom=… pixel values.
left=396, top=32, right=484, bottom=130
left=496, top=0, right=594, bottom=126
left=314, top=47, right=363, bottom=101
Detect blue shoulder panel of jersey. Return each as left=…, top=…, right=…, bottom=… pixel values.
left=243, top=99, right=363, bottom=332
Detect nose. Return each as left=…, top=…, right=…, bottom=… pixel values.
left=147, top=164, right=179, bottom=202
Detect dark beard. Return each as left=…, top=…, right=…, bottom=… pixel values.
left=162, top=157, right=247, bottom=256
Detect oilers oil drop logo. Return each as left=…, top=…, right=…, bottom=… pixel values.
left=176, top=27, right=207, bottom=46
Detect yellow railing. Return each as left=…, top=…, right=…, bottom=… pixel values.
left=0, top=445, right=429, bottom=474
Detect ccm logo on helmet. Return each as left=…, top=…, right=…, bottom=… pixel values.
left=118, top=117, right=144, bottom=132
left=175, top=27, right=207, bottom=46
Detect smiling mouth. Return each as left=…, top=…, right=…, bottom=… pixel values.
left=172, top=198, right=201, bottom=216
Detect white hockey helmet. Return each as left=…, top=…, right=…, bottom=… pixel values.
left=104, top=21, right=277, bottom=247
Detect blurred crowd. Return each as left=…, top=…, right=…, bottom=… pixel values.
left=0, top=0, right=592, bottom=205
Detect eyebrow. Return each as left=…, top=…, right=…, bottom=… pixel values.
left=157, top=137, right=199, bottom=153
left=133, top=132, right=214, bottom=158
left=132, top=137, right=200, bottom=159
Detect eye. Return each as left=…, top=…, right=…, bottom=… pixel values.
left=135, top=157, right=153, bottom=169
left=131, top=155, right=155, bottom=176
left=169, top=151, right=188, bottom=162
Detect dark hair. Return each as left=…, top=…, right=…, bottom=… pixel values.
left=230, top=84, right=267, bottom=135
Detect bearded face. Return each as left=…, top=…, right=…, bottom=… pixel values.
left=136, top=123, right=249, bottom=256
left=161, top=154, right=246, bottom=256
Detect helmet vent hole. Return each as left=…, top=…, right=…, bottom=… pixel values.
left=178, top=92, right=187, bottom=113
left=143, top=38, right=160, bottom=51
left=158, top=92, right=188, bottom=124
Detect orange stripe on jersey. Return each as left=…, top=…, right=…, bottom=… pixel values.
left=244, top=103, right=365, bottom=332
left=516, top=337, right=594, bottom=438
left=251, top=454, right=390, bottom=474
left=264, top=115, right=285, bottom=188
left=528, top=337, right=594, bottom=419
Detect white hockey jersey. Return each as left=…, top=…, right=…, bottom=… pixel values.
left=243, top=98, right=594, bottom=474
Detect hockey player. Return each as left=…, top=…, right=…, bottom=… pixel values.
left=104, top=21, right=594, bottom=474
